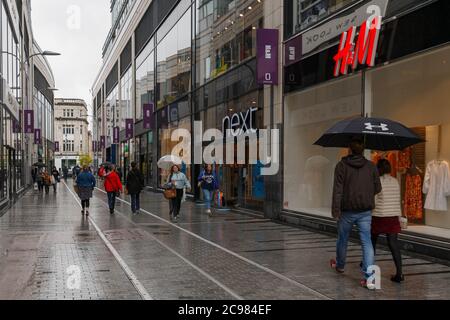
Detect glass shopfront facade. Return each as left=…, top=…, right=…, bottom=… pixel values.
left=283, top=0, right=450, bottom=237
left=95, top=0, right=267, bottom=210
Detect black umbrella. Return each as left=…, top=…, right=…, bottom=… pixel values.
left=314, top=117, right=425, bottom=151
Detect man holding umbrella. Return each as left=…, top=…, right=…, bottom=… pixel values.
left=330, top=137, right=381, bottom=288
left=315, top=116, right=424, bottom=289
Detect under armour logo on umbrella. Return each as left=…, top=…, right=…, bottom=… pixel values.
left=364, top=123, right=389, bottom=131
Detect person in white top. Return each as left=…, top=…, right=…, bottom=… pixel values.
left=372, top=159, right=404, bottom=283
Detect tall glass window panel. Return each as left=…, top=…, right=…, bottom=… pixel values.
left=195, top=0, right=263, bottom=87
left=156, top=8, right=192, bottom=109
left=136, top=49, right=155, bottom=120
left=283, top=74, right=362, bottom=217
left=120, top=69, right=132, bottom=128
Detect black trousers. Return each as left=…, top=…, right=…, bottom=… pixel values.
left=81, top=199, right=90, bottom=210
left=170, top=189, right=184, bottom=217
left=372, top=233, right=402, bottom=276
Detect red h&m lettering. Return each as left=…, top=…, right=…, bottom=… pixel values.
left=333, top=26, right=356, bottom=76
left=334, top=16, right=382, bottom=77
left=352, top=16, right=381, bottom=69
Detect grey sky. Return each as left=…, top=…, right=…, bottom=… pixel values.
left=31, top=0, right=110, bottom=124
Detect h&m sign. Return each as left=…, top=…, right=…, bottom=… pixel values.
left=333, top=7, right=382, bottom=77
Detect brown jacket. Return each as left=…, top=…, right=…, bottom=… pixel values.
left=332, top=155, right=382, bottom=218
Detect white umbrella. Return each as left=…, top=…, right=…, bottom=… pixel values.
left=157, top=155, right=182, bottom=170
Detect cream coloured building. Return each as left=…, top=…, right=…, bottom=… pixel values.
left=54, top=99, right=90, bottom=171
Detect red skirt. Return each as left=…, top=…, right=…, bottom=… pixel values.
left=371, top=216, right=401, bottom=235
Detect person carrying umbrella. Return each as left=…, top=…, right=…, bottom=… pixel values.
left=329, top=137, right=381, bottom=289
left=164, top=164, right=191, bottom=223
left=316, top=116, right=424, bottom=289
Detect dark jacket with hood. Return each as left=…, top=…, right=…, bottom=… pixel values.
left=126, top=168, right=145, bottom=194
left=332, top=154, right=382, bottom=218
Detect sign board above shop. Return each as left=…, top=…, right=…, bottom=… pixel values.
left=284, top=0, right=388, bottom=65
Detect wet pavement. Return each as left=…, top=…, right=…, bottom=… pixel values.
left=0, top=179, right=449, bottom=300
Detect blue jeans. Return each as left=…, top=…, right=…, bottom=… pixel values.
left=202, top=189, right=213, bottom=209
left=130, top=193, right=140, bottom=212
left=336, top=210, right=374, bottom=279
left=107, top=192, right=116, bottom=211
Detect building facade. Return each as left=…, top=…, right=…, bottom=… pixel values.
left=282, top=0, right=450, bottom=250
left=92, top=0, right=284, bottom=214
left=0, top=0, right=55, bottom=211
left=54, top=98, right=89, bottom=170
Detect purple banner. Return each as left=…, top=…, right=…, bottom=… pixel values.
left=100, top=136, right=106, bottom=149
left=13, top=119, right=20, bottom=133
left=284, top=35, right=302, bottom=66
left=143, top=103, right=154, bottom=130
left=257, top=29, right=279, bottom=85
left=55, top=141, right=60, bottom=152
left=125, top=119, right=134, bottom=140
left=34, top=129, right=41, bottom=145
left=24, top=110, right=34, bottom=134
left=113, top=127, right=120, bottom=144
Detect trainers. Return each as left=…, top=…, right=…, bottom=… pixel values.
left=330, top=259, right=344, bottom=273
left=81, top=210, right=85, bottom=216
left=206, top=209, right=213, bottom=217
left=173, top=216, right=178, bottom=223
left=360, top=279, right=376, bottom=290
left=85, top=210, right=89, bottom=216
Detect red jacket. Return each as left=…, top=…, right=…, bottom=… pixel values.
left=104, top=171, right=123, bottom=193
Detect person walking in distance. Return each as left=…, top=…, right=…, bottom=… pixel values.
left=51, top=166, right=60, bottom=193
left=165, top=165, right=191, bottom=223
left=76, top=165, right=96, bottom=216
left=104, top=165, right=123, bottom=214
left=198, top=164, right=219, bottom=217
left=36, top=168, right=44, bottom=192
left=126, top=162, right=145, bottom=214
left=42, top=169, right=52, bottom=194
left=62, top=166, right=69, bottom=181
left=371, top=159, right=404, bottom=283
left=330, top=137, right=382, bottom=289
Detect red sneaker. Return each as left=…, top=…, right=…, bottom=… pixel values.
left=330, top=259, right=344, bottom=273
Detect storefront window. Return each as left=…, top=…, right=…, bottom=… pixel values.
left=105, top=86, right=118, bottom=146
left=156, top=8, right=192, bottom=109
left=158, top=98, right=192, bottom=187
left=285, top=0, right=358, bottom=38
left=369, top=46, right=450, bottom=233
left=136, top=43, right=155, bottom=120
left=284, top=74, right=362, bottom=216
left=120, top=68, right=132, bottom=128
left=195, top=0, right=263, bottom=86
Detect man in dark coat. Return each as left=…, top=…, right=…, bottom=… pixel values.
left=331, top=137, right=382, bottom=288
left=125, top=162, right=145, bottom=214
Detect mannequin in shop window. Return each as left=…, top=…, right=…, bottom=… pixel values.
left=404, top=155, right=424, bottom=221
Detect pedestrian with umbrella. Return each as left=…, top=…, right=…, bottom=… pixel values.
left=158, top=155, right=190, bottom=223
left=315, top=117, right=424, bottom=289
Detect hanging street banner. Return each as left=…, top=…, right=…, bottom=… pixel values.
left=257, top=29, right=279, bottom=85
left=125, top=119, right=134, bottom=140
left=113, top=126, right=120, bottom=144
left=24, top=110, right=34, bottom=133
left=143, top=103, right=154, bottom=130
left=34, top=128, right=41, bottom=145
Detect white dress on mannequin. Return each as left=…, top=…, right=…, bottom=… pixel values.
left=423, top=160, right=450, bottom=211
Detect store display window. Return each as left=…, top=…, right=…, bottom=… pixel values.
left=369, top=46, right=450, bottom=234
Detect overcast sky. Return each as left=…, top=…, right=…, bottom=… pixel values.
left=31, top=0, right=111, bottom=125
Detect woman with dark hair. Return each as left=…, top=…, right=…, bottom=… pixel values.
left=165, top=164, right=191, bottom=223
left=76, top=165, right=96, bottom=216
left=198, top=164, right=219, bottom=217
left=372, top=158, right=404, bottom=283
